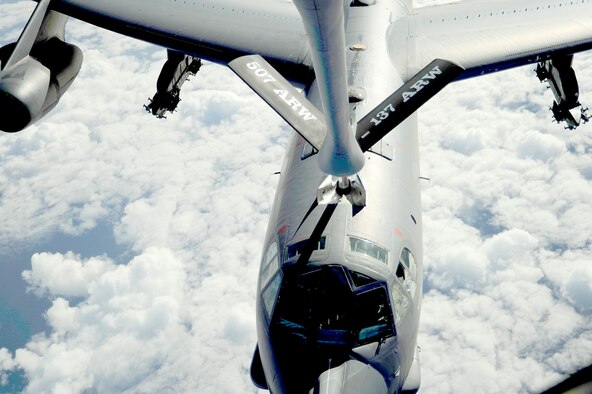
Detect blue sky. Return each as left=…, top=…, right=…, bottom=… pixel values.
left=1, top=1, right=592, bottom=393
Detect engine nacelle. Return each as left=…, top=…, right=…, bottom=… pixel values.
left=0, top=37, right=83, bottom=132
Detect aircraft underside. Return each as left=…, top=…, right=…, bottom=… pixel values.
left=1, top=0, right=592, bottom=393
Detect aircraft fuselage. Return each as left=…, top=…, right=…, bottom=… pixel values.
left=254, top=2, right=424, bottom=392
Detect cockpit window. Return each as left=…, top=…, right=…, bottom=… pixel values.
left=353, top=287, right=392, bottom=343
left=396, top=247, right=417, bottom=296
left=391, top=279, right=411, bottom=326
left=262, top=273, right=282, bottom=317
left=286, top=236, right=326, bottom=260
left=260, top=242, right=279, bottom=288
left=350, top=271, right=377, bottom=288
left=272, top=266, right=394, bottom=346
left=349, top=236, right=388, bottom=264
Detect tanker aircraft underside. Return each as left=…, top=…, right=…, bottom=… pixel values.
left=1, top=0, right=592, bottom=393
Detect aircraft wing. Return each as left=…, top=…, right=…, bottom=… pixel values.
left=402, top=0, right=592, bottom=80
left=45, top=0, right=312, bottom=83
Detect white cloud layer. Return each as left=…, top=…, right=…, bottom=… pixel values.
left=14, top=248, right=193, bottom=393
left=416, top=1, right=592, bottom=388
left=0, top=1, right=591, bottom=393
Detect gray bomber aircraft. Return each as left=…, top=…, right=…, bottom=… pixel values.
left=1, top=0, right=592, bottom=393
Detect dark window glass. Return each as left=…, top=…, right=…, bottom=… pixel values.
left=287, top=236, right=326, bottom=260
left=263, top=273, right=282, bottom=317
left=260, top=243, right=279, bottom=287
left=349, top=237, right=388, bottom=264
left=273, top=267, right=394, bottom=346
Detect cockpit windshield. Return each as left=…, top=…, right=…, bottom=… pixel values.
left=271, top=265, right=394, bottom=347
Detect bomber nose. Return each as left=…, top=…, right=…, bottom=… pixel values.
left=313, top=360, right=388, bottom=394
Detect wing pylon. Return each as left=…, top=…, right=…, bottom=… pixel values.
left=2, top=0, right=51, bottom=70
